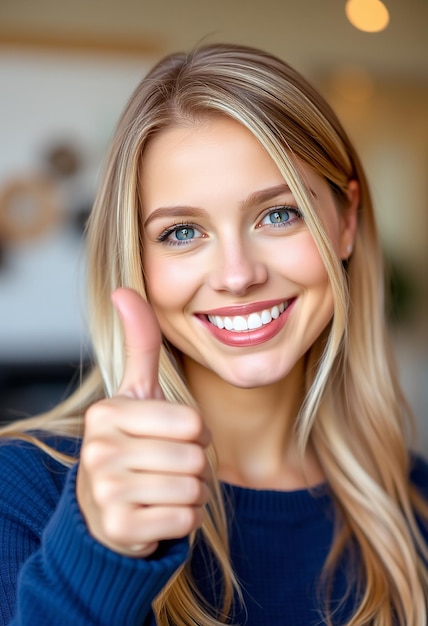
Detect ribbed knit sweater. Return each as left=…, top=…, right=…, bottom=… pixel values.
left=1, top=435, right=427, bottom=625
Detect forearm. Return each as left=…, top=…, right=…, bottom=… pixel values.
left=2, top=465, right=189, bottom=625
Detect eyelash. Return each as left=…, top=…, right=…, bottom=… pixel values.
left=258, top=205, right=303, bottom=228
left=157, top=206, right=303, bottom=246
left=157, top=222, right=202, bottom=246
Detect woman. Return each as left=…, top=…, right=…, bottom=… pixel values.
left=1, top=43, right=427, bottom=626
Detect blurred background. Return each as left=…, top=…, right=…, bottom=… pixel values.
left=0, top=0, right=427, bottom=446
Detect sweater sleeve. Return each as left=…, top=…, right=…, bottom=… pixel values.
left=0, top=439, right=189, bottom=626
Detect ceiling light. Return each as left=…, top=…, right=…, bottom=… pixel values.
left=345, top=0, right=390, bottom=33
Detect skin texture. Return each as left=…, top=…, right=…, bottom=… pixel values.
left=77, top=289, right=211, bottom=557
left=142, top=117, right=357, bottom=487
left=76, top=117, right=358, bottom=555
left=142, top=118, right=354, bottom=390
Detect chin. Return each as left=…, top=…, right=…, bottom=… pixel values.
left=221, top=364, right=292, bottom=389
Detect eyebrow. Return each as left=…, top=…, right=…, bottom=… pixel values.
left=143, top=183, right=296, bottom=228
left=143, top=206, right=208, bottom=228
left=240, top=183, right=293, bottom=208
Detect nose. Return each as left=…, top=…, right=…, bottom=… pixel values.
left=208, top=238, right=268, bottom=296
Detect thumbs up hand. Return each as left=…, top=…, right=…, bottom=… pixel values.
left=76, top=288, right=211, bottom=558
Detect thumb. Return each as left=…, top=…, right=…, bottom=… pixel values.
left=111, top=288, right=164, bottom=400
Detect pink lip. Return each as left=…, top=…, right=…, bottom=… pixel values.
left=196, top=298, right=296, bottom=347
left=199, top=298, right=288, bottom=317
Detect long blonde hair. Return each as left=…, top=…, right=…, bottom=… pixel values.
left=2, top=43, right=427, bottom=625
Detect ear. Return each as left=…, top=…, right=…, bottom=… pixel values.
left=339, top=179, right=359, bottom=260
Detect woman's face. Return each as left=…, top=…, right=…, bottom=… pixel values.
left=141, top=117, right=355, bottom=389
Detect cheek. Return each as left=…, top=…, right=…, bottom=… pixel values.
left=144, top=254, right=197, bottom=315
left=278, top=235, right=329, bottom=288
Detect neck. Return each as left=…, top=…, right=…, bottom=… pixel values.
left=183, top=356, right=324, bottom=490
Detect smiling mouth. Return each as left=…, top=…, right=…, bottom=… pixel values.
left=206, top=300, right=290, bottom=333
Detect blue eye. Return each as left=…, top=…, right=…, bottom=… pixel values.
left=268, top=209, right=291, bottom=224
left=175, top=226, right=195, bottom=240
left=260, top=206, right=302, bottom=228
left=158, top=223, right=203, bottom=246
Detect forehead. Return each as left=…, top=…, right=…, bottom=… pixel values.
left=143, top=116, right=269, bottom=169
left=139, top=117, right=343, bottom=245
left=140, top=117, right=288, bottom=208
left=140, top=117, right=331, bottom=214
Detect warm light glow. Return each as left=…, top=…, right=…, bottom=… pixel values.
left=346, top=0, right=390, bottom=33
left=329, top=65, right=374, bottom=104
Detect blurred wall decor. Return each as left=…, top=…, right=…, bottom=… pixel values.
left=0, top=48, right=153, bottom=419
left=0, top=50, right=153, bottom=364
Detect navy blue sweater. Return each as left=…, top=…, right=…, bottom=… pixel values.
left=1, top=435, right=427, bottom=625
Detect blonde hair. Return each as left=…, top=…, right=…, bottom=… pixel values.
left=2, top=43, right=428, bottom=624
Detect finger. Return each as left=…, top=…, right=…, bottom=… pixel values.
left=105, top=504, right=205, bottom=550
left=94, top=473, right=211, bottom=507
left=86, top=435, right=209, bottom=478
left=111, top=287, right=164, bottom=399
left=86, top=398, right=211, bottom=446
left=127, top=439, right=209, bottom=476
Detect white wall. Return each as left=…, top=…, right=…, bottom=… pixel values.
left=0, top=49, right=151, bottom=361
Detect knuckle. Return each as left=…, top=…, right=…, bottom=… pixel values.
left=92, top=478, right=117, bottom=507
left=85, top=399, right=109, bottom=426
left=102, top=509, right=129, bottom=545
left=85, top=398, right=120, bottom=435
left=81, top=439, right=113, bottom=471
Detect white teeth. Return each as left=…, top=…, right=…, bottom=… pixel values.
left=215, top=315, right=224, bottom=329
left=247, top=313, right=263, bottom=330
left=224, top=317, right=233, bottom=330
left=207, top=301, right=289, bottom=332
left=233, top=316, right=247, bottom=331
left=261, top=309, right=272, bottom=324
